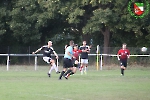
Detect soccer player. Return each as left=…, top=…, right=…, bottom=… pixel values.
left=79, top=41, right=90, bottom=75
left=65, top=44, right=82, bottom=78
left=59, top=40, right=75, bottom=80
left=117, top=43, right=130, bottom=76
left=32, top=41, right=60, bottom=77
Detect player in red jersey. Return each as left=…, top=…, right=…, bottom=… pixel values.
left=117, top=43, right=130, bottom=76
left=64, top=44, right=82, bottom=78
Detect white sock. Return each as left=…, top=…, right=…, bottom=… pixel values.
left=84, top=66, right=88, bottom=72
left=52, top=63, right=58, bottom=72
left=81, top=68, right=83, bottom=75
left=49, top=66, right=54, bottom=74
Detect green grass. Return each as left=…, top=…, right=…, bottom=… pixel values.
left=0, top=67, right=150, bottom=100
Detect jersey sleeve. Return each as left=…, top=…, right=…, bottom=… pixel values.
left=79, top=46, right=82, bottom=50
left=127, top=49, right=130, bottom=55
left=78, top=50, right=82, bottom=53
left=40, top=46, right=44, bottom=50
left=117, top=50, right=121, bottom=55
left=50, top=47, right=54, bottom=51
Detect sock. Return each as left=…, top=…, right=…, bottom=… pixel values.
left=59, top=71, right=65, bottom=79
left=84, top=66, right=87, bottom=72
left=79, top=65, right=83, bottom=71
left=74, top=64, right=78, bottom=67
left=67, top=72, right=74, bottom=78
left=69, top=72, right=74, bottom=76
left=121, top=68, right=124, bottom=75
left=52, top=63, right=58, bottom=72
left=48, top=66, right=54, bottom=74
left=64, top=69, right=72, bottom=76
left=122, top=69, right=124, bottom=75
left=81, top=68, right=83, bottom=75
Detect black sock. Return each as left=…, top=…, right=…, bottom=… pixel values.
left=122, top=69, right=124, bottom=75
left=64, top=69, right=72, bottom=76
left=121, top=68, right=123, bottom=74
left=69, top=72, right=74, bottom=75
left=74, top=64, right=78, bottom=67
left=59, top=71, right=65, bottom=79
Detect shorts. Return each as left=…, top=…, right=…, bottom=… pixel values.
left=63, top=58, right=73, bottom=68
left=81, top=59, right=88, bottom=64
left=72, top=59, right=79, bottom=68
left=120, top=59, right=127, bottom=67
left=43, top=57, right=52, bottom=64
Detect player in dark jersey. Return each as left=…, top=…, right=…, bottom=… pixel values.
left=32, top=41, right=60, bottom=77
left=79, top=41, right=90, bottom=75
left=117, top=43, right=130, bottom=76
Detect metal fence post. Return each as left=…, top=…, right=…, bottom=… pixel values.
left=35, top=56, right=37, bottom=71
left=7, top=55, right=10, bottom=71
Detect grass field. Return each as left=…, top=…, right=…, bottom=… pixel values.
left=0, top=66, right=150, bottom=100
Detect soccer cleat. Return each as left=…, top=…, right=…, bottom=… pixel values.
left=47, top=73, right=51, bottom=77
left=63, top=74, right=68, bottom=80
left=56, top=71, right=60, bottom=74
left=121, top=74, right=124, bottom=76
left=64, top=76, right=68, bottom=80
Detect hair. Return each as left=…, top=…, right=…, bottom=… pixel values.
left=122, top=43, right=127, bottom=45
left=83, top=41, right=86, bottom=43
left=48, top=41, right=52, bottom=43
left=69, top=40, right=74, bottom=45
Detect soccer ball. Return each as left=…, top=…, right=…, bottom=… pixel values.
left=141, top=47, right=147, bottom=52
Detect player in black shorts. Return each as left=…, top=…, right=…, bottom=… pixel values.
left=32, top=41, right=60, bottom=77
left=59, top=40, right=75, bottom=80
left=64, top=44, right=82, bottom=78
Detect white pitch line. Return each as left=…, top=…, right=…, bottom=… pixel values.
left=19, top=92, right=72, bottom=100
left=35, top=94, right=72, bottom=100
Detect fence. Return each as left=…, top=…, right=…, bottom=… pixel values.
left=0, top=46, right=150, bottom=71
left=0, top=53, right=150, bottom=71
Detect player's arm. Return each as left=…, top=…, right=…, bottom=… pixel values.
left=78, top=50, right=82, bottom=53
left=32, top=47, right=42, bottom=54
left=87, top=46, right=91, bottom=53
left=127, top=50, right=130, bottom=59
left=67, top=51, right=75, bottom=58
left=80, top=47, right=87, bottom=52
left=117, top=51, right=120, bottom=60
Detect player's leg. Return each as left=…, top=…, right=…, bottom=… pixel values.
left=43, top=57, right=53, bottom=77
left=59, top=58, right=68, bottom=80
left=80, top=59, right=85, bottom=75
left=120, top=60, right=127, bottom=76
left=63, top=59, right=74, bottom=79
left=50, top=59, right=60, bottom=74
left=84, top=59, right=88, bottom=74
left=120, top=60, right=124, bottom=76
left=66, top=60, right=78, bottom=78
left=122, top=60, right=127, bottom=76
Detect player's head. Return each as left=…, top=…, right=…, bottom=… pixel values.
left=83, top=41, right=86, bottom=46
left=74, top=44, right=78, bottom=50
left=122, top=43, right=127, bottom=49
left=48, top=41, right=52, bottom=47
left=69, top=40, right=74, bottom=46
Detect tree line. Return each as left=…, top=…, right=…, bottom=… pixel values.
left=0, top=0, right=150, bottom=49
